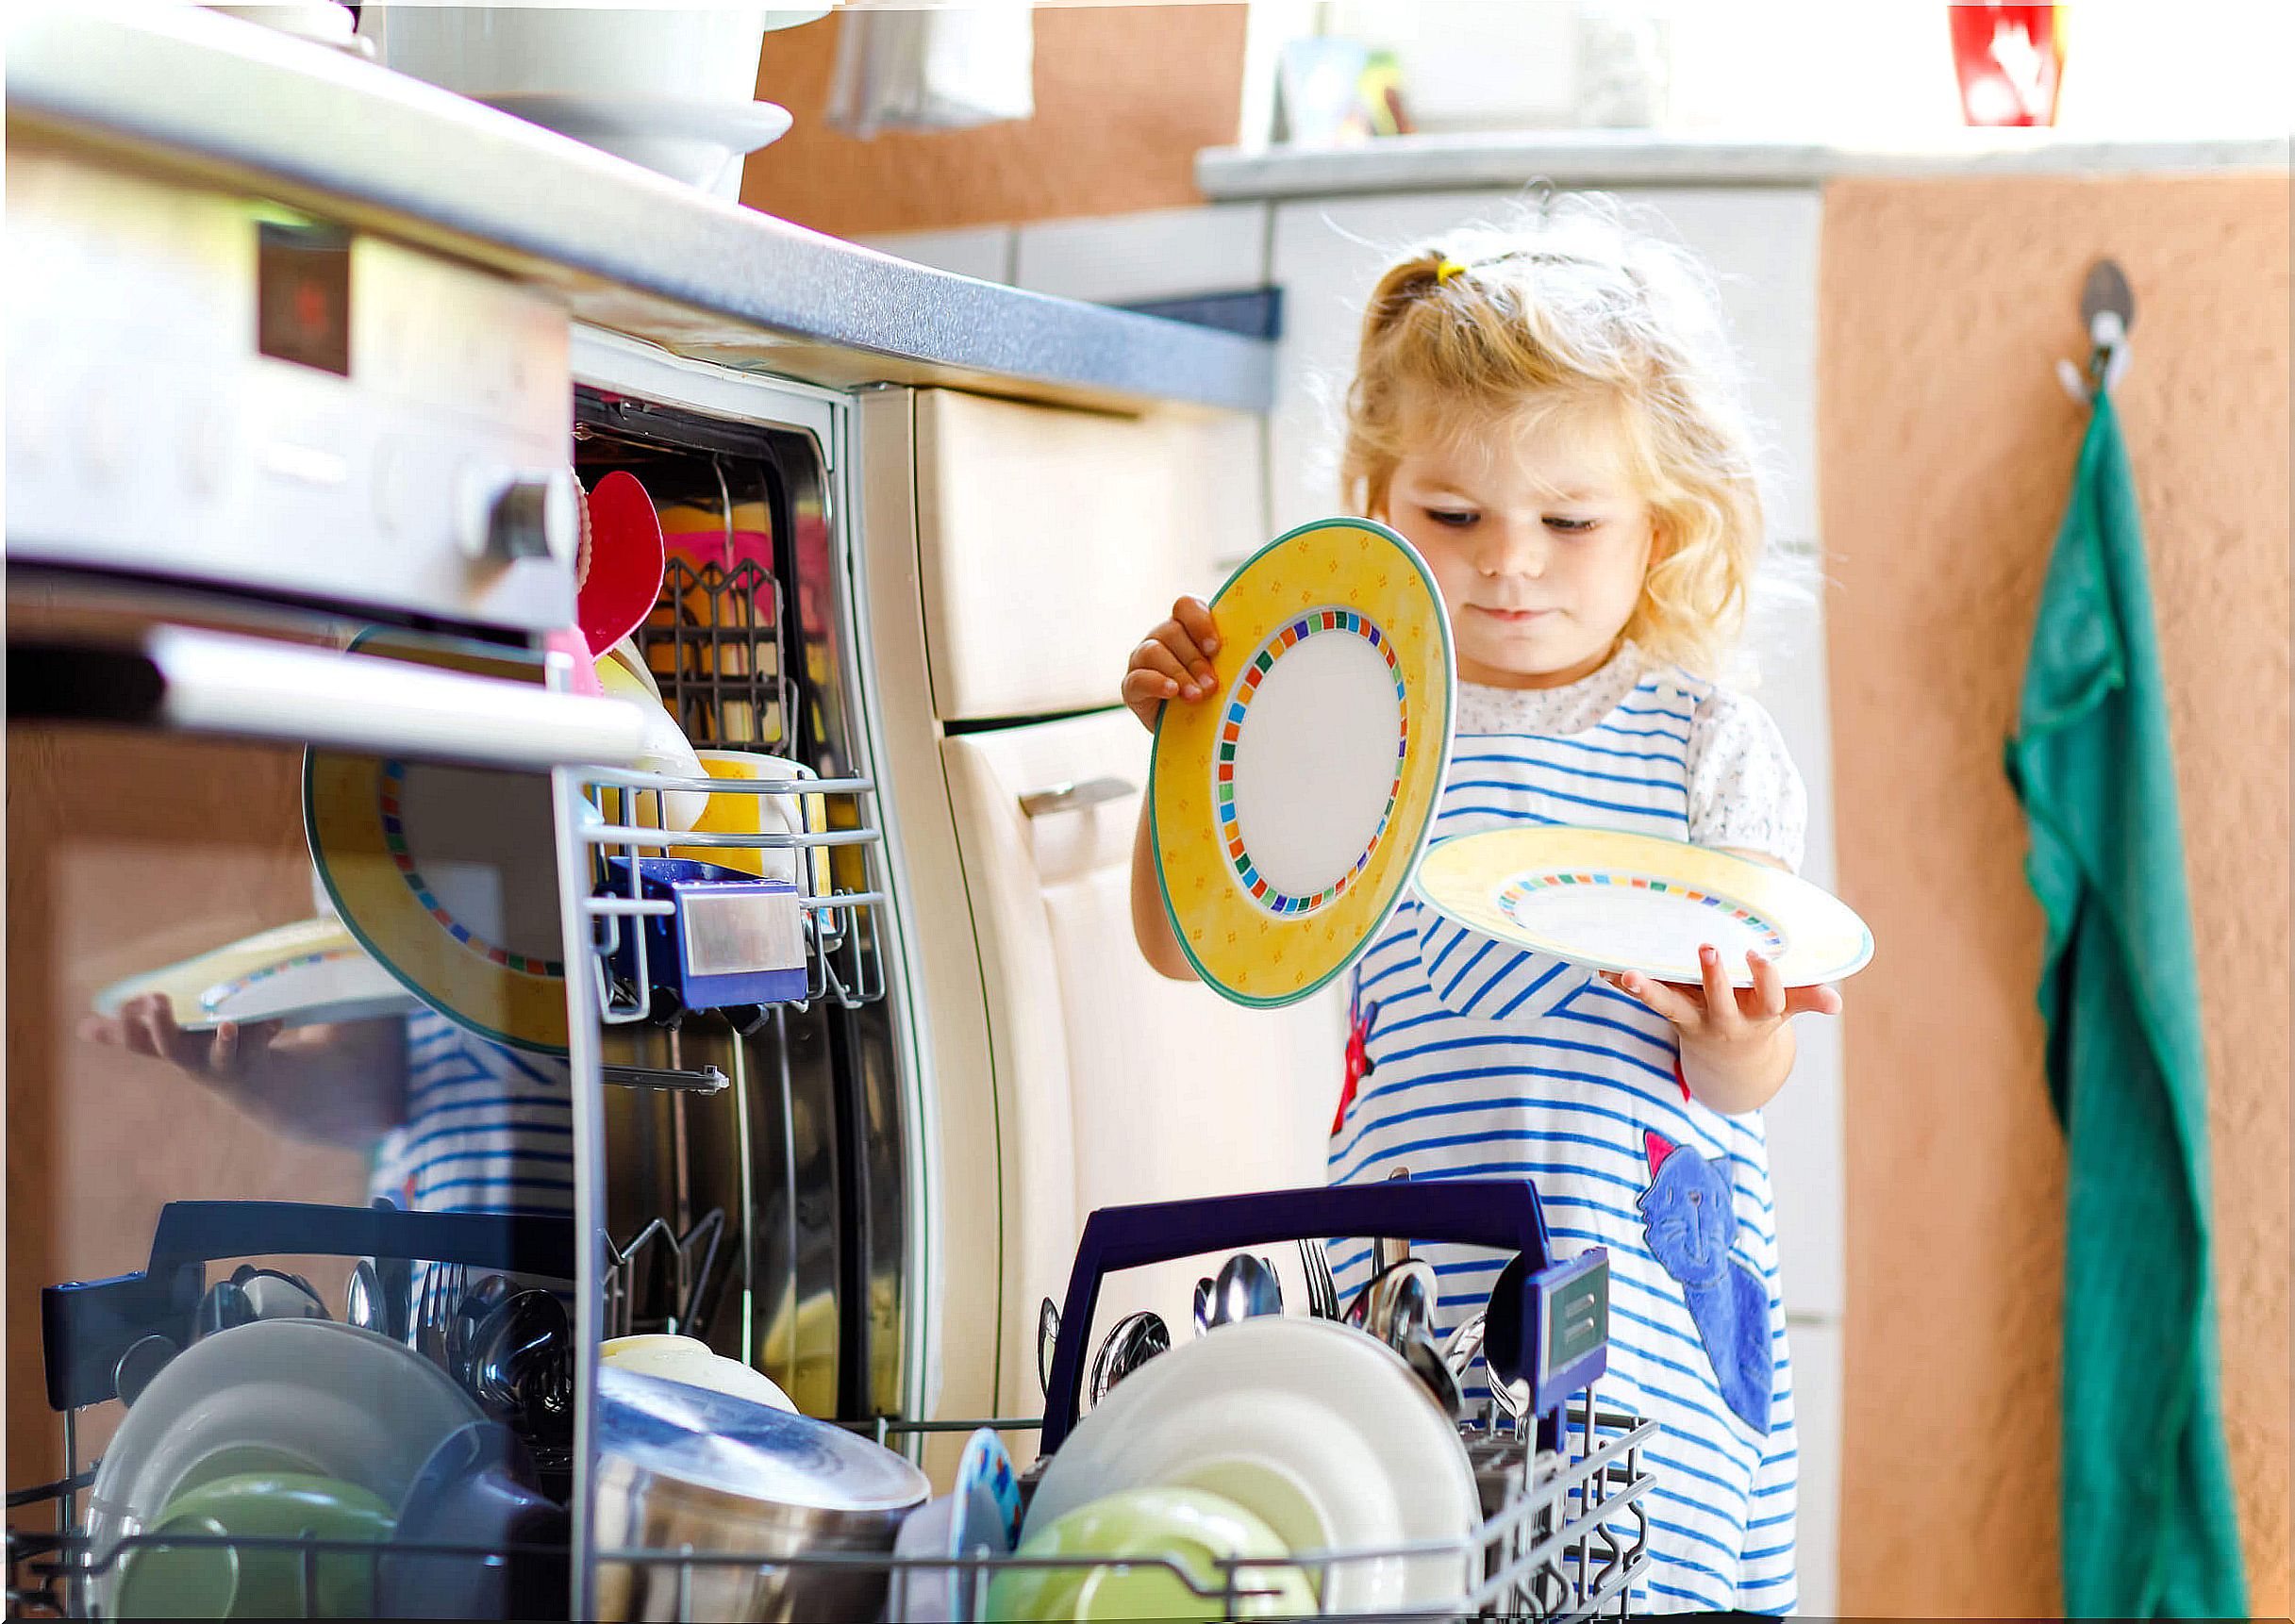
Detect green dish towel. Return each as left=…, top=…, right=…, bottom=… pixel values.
left=2005, top=390, right=2248, bottom=1618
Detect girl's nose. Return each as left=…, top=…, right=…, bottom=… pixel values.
left=1476, top=519, right=1547, bottom=579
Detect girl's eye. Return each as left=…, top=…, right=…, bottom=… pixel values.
left=1544, top=516, right=1600, bottom=535
left=1422, top=508, right=1478, bottom=528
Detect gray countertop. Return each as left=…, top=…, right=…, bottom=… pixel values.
left=1199, top=128, right=2289, bottom=201
left=6, top=5, right=1272, bottom=417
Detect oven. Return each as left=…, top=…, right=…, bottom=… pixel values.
left=5, top=142, right=922, bottom=1619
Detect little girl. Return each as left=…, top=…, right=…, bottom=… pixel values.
left=1123, top=200, right=1841, bottom=1616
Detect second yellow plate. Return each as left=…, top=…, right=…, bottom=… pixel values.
left=1415, top=825, right=1873, bottom=987
left=1150, top=518, right=1455, bottom=1007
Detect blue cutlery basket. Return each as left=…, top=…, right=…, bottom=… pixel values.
left=1038, top=1178, right=1611, bottom=1456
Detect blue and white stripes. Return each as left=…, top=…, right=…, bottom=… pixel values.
left=1328, top=667, right=1798, bottom=1614
left=371, top=1008, right=576, bottom=1220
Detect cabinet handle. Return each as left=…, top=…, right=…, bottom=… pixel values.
left=1018, top=775, right=1135, bottom=819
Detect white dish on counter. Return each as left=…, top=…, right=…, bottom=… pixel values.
left=1023, top=1317, right=1478, bottom=1614
left=479, top=94, right=792, bottom=198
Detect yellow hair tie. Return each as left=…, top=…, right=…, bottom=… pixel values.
left=1436, top=258, right=1467, bottom=284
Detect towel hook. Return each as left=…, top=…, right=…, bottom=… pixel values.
left=2058, top=257, right=2135, bottom=405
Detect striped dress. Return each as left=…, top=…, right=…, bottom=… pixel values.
left=370, top=1007, right=577, bottom=1226
left=1328, top=653, right=1803, bottom=1615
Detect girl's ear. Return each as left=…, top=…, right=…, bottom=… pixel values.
left=1641, top=505, right=1676, bottom=563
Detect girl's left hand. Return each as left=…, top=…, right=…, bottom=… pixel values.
left=1602, top=945, right=1841, bottom=1046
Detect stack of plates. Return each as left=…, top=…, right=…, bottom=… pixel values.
left=1023, top=1317, right=1479, bottom=1615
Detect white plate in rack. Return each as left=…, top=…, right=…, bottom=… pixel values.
left=81, top=1318, right=480, bottom=1619
left=1023, top=1317, right=1478, bottom=1614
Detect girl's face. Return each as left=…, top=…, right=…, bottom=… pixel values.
left=1381, top=406, right=1656, bottom=689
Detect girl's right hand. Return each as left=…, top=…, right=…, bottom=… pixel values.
left=1123, top=596, right=1222, bottom=732
left=78, top=993, right=283, bottom=1081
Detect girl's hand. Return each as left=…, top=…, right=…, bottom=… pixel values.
left=1603, top=947, right=1842, bottom=1113
left=78, top=992, right=285, bottom=1081
left=1122, top=596, right=1222, bottom=732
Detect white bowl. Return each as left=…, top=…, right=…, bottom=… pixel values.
left=601, top=1334, right=797, bottom=1410
left=478, top=93, right=791, bottom=197
left=377, top=6, right=779, bottom=106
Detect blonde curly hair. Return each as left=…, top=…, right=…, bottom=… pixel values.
left=1341, top=196, right=1765, bottom=677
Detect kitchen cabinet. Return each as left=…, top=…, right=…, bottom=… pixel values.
left=911, top=389, right=1264, bottom=721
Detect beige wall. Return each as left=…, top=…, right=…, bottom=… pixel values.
left=740, top=6, right=1247, bottom=237
left=1820, top=174, right=2289, bottom=1616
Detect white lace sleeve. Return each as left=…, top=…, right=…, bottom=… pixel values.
left=1686, top=688, right=1807, bottom=871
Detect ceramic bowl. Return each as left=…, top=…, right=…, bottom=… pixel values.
left=986, top=1487, right=1312, bottom=1623
left=671, top=751, right=823, bottom=887
left=599, top=1334, right=796, bottom=1411
left=113, top=1471, right=394, bottom=1620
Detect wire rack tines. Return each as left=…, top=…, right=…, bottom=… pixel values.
left=2, top=1398, right=1653, bottom=1623
left=580, top=762, right=889, bottom=1023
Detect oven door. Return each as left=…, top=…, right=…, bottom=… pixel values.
left=6, top=587, right=641, bottom=1620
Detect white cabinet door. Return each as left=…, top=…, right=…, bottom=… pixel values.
left=940, top=708, right=1346, bottom=1436
left=913, top=390, right=1262, bottom=722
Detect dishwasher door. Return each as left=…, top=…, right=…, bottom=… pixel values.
left=940, top=708, right=1345, bottom=1445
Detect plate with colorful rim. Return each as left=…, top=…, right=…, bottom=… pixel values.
left=91, top=917, right=413, bottom=1032
left=1150, top=518, right=1455, bottom=1008
left=305, top=632, right=572, bottom=1054
left=1413, top=825, right=1873, bottom=988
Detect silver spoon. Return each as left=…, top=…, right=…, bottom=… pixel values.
left=1344, top=1257, right=1439, bottom=1348
left=1442, top=1310, right=1528, bottom=1424
left=468, top=1289, right=574, bottom=1448
left=449, top=1273, right=514, bottom=1387
left=344, top=1260, right=386, bottom=1334
left=1207, top=1252, right=1284, bottom=1329
left=1037, top=1298, right=1061, bottom=1397
left=193, top=1279, right=255, bottom=1341
left=1087, top=1312, right=1171, bottom=1408
left=1401, top=1330, right=1466, bottom=1420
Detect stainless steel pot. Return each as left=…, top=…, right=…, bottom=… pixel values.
left=590, top=1366, right=927, bottom=1623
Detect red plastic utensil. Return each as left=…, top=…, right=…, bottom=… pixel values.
left=578, top=471, right=667, bottom=656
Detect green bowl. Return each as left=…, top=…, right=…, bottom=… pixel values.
left=113, top=1471, right=395, bottom=1620
left=987, top=1487, right=1315, bottom=1622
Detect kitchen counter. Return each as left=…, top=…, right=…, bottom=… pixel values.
left=6, top=5, right=1272, bottom=417
left=1199, top=128, right=2289, bottom=201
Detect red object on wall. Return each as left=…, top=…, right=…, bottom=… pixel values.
left=1947, top=5, right=2066, bottom=126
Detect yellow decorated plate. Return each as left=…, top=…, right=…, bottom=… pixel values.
left=91, top=918, right=417, bottom=1032
left=305, top=634, right=572, bottom=1054
left=1150, top=518, right=1455, bottom=1007
left=1414, top=826, right=1873, bottom=988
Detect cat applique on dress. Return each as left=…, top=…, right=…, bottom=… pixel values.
left=1638, top=1129, right=1772, bottom=1436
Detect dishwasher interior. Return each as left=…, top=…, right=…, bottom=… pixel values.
left=572, top=386, right=909, bottom=1431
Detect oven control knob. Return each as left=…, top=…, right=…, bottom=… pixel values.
left=461, top=467, right=577, bottom=567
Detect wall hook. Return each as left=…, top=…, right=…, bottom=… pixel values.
left=2057, top=257, right=2135, bottom=405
